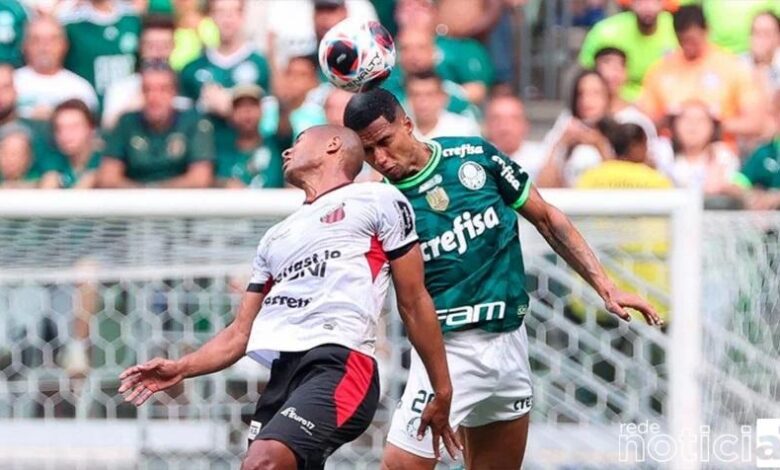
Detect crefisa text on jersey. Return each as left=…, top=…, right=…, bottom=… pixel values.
left=420, top=207, right=500, bottom=261
left=442, top=143, right=484, bottom=158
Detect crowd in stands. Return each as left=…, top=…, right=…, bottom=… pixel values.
left=0, top=0, right=779, bottom=209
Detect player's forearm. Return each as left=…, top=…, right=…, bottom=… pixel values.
left=399, top=293, right=453, bottom=398
left=176, top=324, right=249, bottom=379
left=158, top=168, right=213, bottom=188
left=536, top=205, right=616, bottom=301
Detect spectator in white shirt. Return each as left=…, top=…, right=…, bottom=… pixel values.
left=14, top=15, right=98, bottom=121
left=406, top=70, right=480, bottom=139
left=484, top=94, right=545, bottom=181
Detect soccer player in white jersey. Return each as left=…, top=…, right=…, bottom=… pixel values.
left=118, top=125, right=461, bottom=469
left=344, top=88, right=663, bottom=469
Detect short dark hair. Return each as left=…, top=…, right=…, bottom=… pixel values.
left=598, top=119, right=646, bottom=159
left=142, top=14, right=175, bottom=32
left=594, top=47, right=627, bottom=64
left=53, top=99, right=96, bottom=128
left=343, top=88, right=402, bottom=131
left=674, top=5, right=706, bottom=34
left=288, top=54, right=319, bottom=71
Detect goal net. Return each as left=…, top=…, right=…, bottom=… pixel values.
left=0, top=189, right=777, bottom=469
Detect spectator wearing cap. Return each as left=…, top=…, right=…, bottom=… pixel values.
left=179, top=0, right=271, bottom=121
left=0, top=124, right=36, bottom=188
left=406, top=70, right=480, bottom=139
left=0, top=0, right=28, bottom=68
left=737, top=90, right=780, bottom=210
left=215, top=85, right=283, bottom=188
left=40, top=100, right=102, bottom=189
left=99, top=62, right=214, bottom=188
left=14, top=16, right=98, bottom=121
left=59, top=0, right=141, bottom=101
left=483, top=93, right=545, bottom=181
left=394, top=0, right=494, bottom=105
left=169, top=0, right=219, bottom=71
left=640, top=5, right=763, bottom=144
left=579, top=0, right=678, bottom=102
left=102, top=15, right=182, bottom=129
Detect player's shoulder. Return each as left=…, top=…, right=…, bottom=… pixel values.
left=343, top=181, right=404, bottom=202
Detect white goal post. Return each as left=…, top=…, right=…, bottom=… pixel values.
left=0, top=188, right=709, bottom=469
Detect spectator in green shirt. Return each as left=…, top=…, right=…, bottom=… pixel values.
left=0, top=124, right=36, bottom=188
left=40, top=99, right=102, bottom=189
left=0, top=0, right=28, bottom=68
left=216, top=85, right=283, bottom=188
left=738, top=90, right=780, bottom=210
left=99, top=61, right=215, bottom=188
left=579, top=0, right=678, bottom=102
left=179, top=0, right=271, bottom=119
left=702, top=0, right=780, bottom=55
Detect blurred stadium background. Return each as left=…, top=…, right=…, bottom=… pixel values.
left=1, top=0, right=780, bottom=469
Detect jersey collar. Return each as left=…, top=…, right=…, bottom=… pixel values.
left=391, top=140, right=442, bottom=190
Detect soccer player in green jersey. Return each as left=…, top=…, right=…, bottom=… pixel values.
left=344, top=88, right=663, bottom=469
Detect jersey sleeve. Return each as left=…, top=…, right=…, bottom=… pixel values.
left=483, top=141, right=532, bottom=210
left=247, top=239, right=273, bottom=293
left=189, top=116, right=216, bottom=162
left=374, top=186, right=419, bottom=260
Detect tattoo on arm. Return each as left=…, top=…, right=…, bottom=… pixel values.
left=539, top=206, right=613, bottom=298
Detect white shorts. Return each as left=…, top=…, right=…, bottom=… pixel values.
left=387, top=324, right=534, bottom=459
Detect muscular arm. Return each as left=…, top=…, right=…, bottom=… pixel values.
left=119, top=291, right=265, bottom=405
left=177, top=291, right=265, bottom=378
left=390, top=245, right=452, bottom=400
left=519, top=186, right=663, bottom=325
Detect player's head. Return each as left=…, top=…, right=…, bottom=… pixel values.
left=343, top=88, right=419, bottom=181
left=674, top=5, right=708, bottom=61
left=631, top=0, right=663, bottom=31
left=281, top=125, right=364, bottom=188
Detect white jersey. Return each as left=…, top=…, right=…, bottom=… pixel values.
left=245, top=182, right=418, bottom=367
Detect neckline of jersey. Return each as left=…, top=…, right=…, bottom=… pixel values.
left=391, top=140, right=442, bottom=190
left=303, top=181, right=353, bottom=205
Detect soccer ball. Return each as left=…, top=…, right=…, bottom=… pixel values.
left=318, top=18, right=396, bottom=92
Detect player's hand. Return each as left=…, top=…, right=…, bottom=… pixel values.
left=417, top=390, right=462, bottom=460
left=118, top=358, right=184, bottom=406
left=604, top=288, right=664, bottom=327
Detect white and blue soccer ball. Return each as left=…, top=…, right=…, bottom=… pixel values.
left=318, top=18, right=396, bottom=92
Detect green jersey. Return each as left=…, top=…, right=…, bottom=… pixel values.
left=579, top=11, right=677, bottom=102
left=738, top=139, right=780, bottom=190
left=0, top=0, right=28, bottom=68
left=215, top=129, right=283, bottom=188
left=105, top=110, right=215, bottom=183
left=44, top=150, right=102, bottom=188
left=61, top=2, right=141, bottom=98
left=392, top=136, right=532, bottom=334
left=179, top=46, right=272, bottom=100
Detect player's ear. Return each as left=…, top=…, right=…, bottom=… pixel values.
left=402, top=115, right=414, bottom=135
left=326, top=135, right=343, bottom=154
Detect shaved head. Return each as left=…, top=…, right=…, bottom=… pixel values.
left=282, top=124, right=366, bottom=189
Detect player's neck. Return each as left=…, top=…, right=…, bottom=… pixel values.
left=301, top=175, right=353, bottom=204
left=407, top=140, right=434, bottom=176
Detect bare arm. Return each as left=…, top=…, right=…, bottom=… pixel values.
left=157, top=161, right=214, bottom=188
left=390, top=244, right=461, bottom=459
left=98, top=158, right=141, bottom=188
left=119, top=291, right=265, bottom=405
left=39, top=171, right=63, bottom=189
left=519, top=186, right=663, bottom=325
